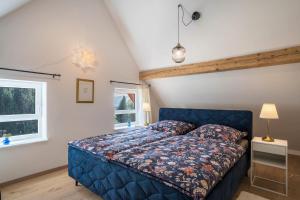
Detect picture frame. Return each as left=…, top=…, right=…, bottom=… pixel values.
left=76, top=78, right=94, bottom=103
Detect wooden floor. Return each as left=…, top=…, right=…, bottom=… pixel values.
left=1, top=155, right=299, bottom=200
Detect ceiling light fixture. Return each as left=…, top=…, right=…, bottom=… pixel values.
left=172, top=4, right=200, bottom=63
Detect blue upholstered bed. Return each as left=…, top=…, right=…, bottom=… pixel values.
left=68, top=108, right=252, bottom=200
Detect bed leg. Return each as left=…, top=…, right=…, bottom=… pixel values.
left=246, top=169, right=250, bottom=177
left=75, top=181, right=79, bottom=186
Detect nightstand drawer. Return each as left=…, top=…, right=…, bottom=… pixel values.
left=253, top=142, right=286, bottom=155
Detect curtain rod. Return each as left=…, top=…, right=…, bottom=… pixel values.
left=0, top=67, right=61, bottom=78
left=110, top=80, right=150, bottom=87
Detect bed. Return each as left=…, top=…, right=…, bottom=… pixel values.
left=68, top=108, right=252, bottom=200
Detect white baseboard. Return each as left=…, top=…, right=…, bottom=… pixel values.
left=288, top=149, right=300, bottom=156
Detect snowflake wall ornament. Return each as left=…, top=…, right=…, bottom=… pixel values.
left=72, top=47, right=96, bottom=71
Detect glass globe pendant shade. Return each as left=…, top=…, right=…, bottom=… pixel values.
left=172, top=43, right=186, bottom=63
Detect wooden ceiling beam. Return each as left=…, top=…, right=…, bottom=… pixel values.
left=139, top=45, right=300, bottom=80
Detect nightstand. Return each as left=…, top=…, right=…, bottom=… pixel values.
left=250, top=136, right=288, bottom=196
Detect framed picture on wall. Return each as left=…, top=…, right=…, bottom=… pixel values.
left=76, top=78, right=94, bottom=103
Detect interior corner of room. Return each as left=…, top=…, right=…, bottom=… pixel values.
left=0, top=0, right=299, bottom=200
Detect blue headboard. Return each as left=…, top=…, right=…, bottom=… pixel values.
left=159, top=108, right=253, bottom=142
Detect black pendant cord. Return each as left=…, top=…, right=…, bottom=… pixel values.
left=0, top=67, right=61, bottom=78
left=177, top=4, right=181, bottom=44
left=177, top=4, right=201, bottom=28
left=180, top=5, right=193, bottom=27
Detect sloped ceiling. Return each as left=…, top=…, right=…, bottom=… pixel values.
left=0, top=0, right=31, bottom=18
left=105, top=0, right=300, bottom=150
left=104, top=0, right=300, bottom=71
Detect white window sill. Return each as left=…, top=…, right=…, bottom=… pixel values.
left=114, top=126, right=136, bottom=130
left=114, top=125, right=148, bottom=131
left=0, top=137, right=48, bottom=149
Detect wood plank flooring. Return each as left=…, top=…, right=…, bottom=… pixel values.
left=1, top=155, right=299, bottom=200
left=1, top=169, right=100, bottom=200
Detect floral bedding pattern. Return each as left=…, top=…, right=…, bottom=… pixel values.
left=187, top=124, right=247, bottom=143
left=112, top=135, right=246, bottom=199
left=147, top=120, right=195, bottom=135
left=69, top=127, right=246, bottom=199
left=69, top=127, right=174, bottom=159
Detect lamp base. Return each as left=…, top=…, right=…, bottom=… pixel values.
left=262, top=136, right=274, bottom=142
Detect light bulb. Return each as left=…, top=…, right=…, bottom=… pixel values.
left=172, top=43, right=186, bottom=63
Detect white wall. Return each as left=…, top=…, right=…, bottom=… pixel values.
left=106, top=0, right=300, bottom=151
left=148, top=64, right=300, bottom=151
left=0, top=0, right=139, bottom=183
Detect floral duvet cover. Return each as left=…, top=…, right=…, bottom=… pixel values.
left=69, top=128, right=246, bottom=199
left=69, top=127, right=174, bottom=159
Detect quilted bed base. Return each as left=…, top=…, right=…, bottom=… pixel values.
left=68, top=145, right=249, bottom=200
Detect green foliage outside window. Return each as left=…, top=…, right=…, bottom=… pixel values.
left=114, top=95, right=136, bottom=124
left=0, top=87, right=38, bottom=137
left=0, top=87, right=35, bottom=115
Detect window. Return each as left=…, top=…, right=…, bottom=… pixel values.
left=114, top=88, right=140, bottom=129
left=0, top=79, right=47, bottom=146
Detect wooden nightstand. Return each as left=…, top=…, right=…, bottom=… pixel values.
left=250, top=136, right=288, bottom=196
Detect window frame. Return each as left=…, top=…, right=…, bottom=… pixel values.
left=114, top=88, right=139, bottom=129
left=0, top=79, right=47, bottom=145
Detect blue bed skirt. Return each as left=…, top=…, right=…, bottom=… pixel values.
left=68, top=145, right=249, bottom=200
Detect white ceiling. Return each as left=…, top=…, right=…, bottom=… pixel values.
left=0, top=0, right=31, bottom=18
left=105, top=0, right=206, bottom=70
left=105, top=0, right=300, bottom=71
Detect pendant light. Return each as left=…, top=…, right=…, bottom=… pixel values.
left=172, top=4, right=201, bottom=63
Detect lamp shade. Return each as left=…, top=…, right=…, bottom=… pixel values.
left=143, top=102, right=151, bottom=112
left=260, top=103, right=279, bottom=119
left=172, top=43, right=186, bottom=63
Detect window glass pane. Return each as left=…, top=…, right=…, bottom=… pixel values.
left=114, top=93, right=135, bottom=111
left=0, top=87, right=35, bottom=115
left=0, top=120, right=38, bottom=137
left=114, top=114, right=136, bottom=124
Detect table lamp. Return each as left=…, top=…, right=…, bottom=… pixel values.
left=143, top=102, right=151, bottom=126
left=259, top=103, right=279, bottom=142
